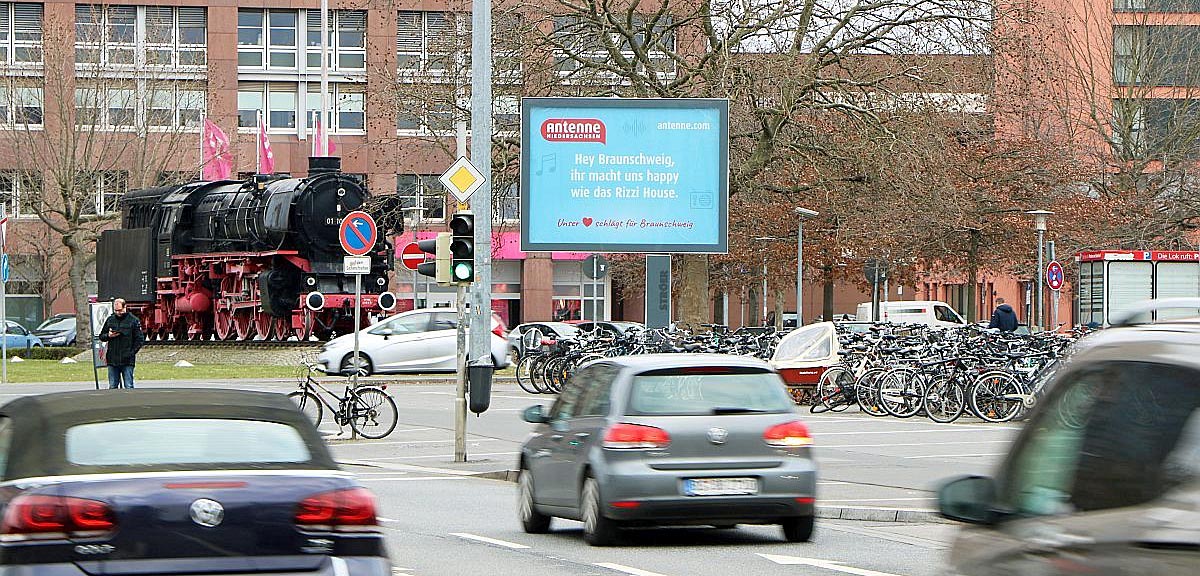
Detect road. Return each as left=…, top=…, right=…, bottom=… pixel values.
left=2, top=377, right=1022, bottom=575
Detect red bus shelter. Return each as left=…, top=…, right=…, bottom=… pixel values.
left=1076, top=250, right=1200, bottom=326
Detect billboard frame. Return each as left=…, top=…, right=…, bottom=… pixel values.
left=520, top=97, right=729, bottom=254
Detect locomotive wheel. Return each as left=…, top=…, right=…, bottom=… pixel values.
left=233, top=311, right=253, bottom=340
left=272, top=317, right=291, bottom=341
left=294, top=313, right=313, bottom=341
left=253, top=312, right=272, bottom=340
left=214, top=310, right=234, bottom=340
left=171, top=321, right=187, bottom=342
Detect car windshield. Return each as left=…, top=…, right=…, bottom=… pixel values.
left=66, top=418, right=312, bottom=466
left=37, top=317, right=75, bottom=331
left=626, top=368, right=794, bottom=416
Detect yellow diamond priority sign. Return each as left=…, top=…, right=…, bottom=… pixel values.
left=440, top=156, right=485, bottom=204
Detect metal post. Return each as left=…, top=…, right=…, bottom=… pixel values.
left=352, top=274, right=360, bottom=388
left=2, top=202, right=7, bottom=383
left=796, top=220, right=803, bottom=326
left=468, top=0, right=494, bottom=371
left=454, top=284, right=468, bottom=462
left=761, top=261, right=768, bottom=326
left=1036, top=228, right=1044, bottom=332
left=319, top=0, right=330, bottom=155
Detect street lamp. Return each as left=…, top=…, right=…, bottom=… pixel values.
left=754, top=236, right=783, bottom=327
left=796, top=208, right=819, bottom=326
left=1026, top=210, right=1054, bottom=332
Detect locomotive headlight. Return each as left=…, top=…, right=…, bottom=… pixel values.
left=379, top=292, right=397, bottom=311
left=375, top=276, right=386, bottom=287
left=305, top=291, right=325, bottom=311
left=305, top=276, right=318, bottom=287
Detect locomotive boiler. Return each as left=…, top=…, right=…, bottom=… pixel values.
left=97, top=157, right=398, bottom=340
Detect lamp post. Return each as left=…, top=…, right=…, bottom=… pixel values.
left=754, top=236, right=782, bottom=327
left=1026, top=210, right=1054, bottom=332
left=796, top=208, right=819, bottom=326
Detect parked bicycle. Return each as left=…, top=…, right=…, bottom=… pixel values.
left=289, top=360, right=399, bottom=439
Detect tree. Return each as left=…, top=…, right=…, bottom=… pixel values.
left=2, top=9, right=204, bottom=342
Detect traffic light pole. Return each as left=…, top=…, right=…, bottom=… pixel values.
left=468, top=0, right=493, bottom=378
left=454, top=283, right=468, bottom=462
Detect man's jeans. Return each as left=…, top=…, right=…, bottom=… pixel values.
left=108, top=365, right=135, bottom=389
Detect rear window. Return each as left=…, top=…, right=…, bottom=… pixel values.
left=627, top=368, right=794, bottom=416
left=66, top=419, right=312, bottom=466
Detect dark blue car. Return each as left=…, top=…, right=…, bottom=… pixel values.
left=0, top=389, right=390, bottom=575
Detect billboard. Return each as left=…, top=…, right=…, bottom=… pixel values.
left=521, top=98, right=728, bottom=253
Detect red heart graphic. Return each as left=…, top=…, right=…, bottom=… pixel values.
left=582, top=217, right=593, bottom=226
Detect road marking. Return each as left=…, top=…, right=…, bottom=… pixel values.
left=817, top=481, right=852, bottom=486
left=820, top=497, right=934, bottom=503
left=450, top=532, right=529, bottom=549
left=358, top=476, right=471, bottom=482
left=370, top=451, right=519, bottom=461
left=757, top=554, right=902, bottom=576
left=819, top=523, right=949, bottom=550
left=378, top=517, right=398, bottom=522
left=337, top=439, right=504, bottom=446
left=417, top=391, right=452, bottom=395
left=903, top=452, right=1007, bottom=459
left=823, top=440, right=1011, bottom=448
left=594, top=563, right=670, bottom=576
left=817, top=428, right=1013, bottom=436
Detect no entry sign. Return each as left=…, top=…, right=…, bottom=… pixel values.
left=400, top=242, right=425, bottom=271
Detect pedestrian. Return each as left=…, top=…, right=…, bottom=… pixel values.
left=98, top=298, right=144, bottom=389
left=988, top=297, right=1019, bottom=332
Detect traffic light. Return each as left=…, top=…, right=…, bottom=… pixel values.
left=449, top=211, right=474, bottom=285
left=416, top=233, right=451, bottom=285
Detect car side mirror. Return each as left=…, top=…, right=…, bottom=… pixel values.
left=522, top=405, right=550, bottom=424
left=938, top=475, right=1000, bottom=525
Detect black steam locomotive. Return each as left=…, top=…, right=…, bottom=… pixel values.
left=97, top=158, right=398, bottom=340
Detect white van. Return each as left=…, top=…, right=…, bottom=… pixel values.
left=854, top=300, right=966, bottom=327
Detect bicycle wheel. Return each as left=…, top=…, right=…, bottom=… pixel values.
left=923, top=376, right=965, bottom=424
left=969, top=371, right=1025, bottom=423
left=812, top=367, right=851, bottom=413
left=287, top=390, right=323, bottom=428
left=855, top=368, right=891, bottom=417
left=347, top=386, right=399, bottom=439
left=516, top=355, right=540, bottom=394
left=878, top=369, right=926, bottom=418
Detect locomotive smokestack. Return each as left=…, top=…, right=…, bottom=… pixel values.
left=308, top=156, right=341, bottom=175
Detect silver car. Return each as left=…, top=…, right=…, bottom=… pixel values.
left=518, top=354, right=817, bottom=546
left=317, top=308, right=510, bottom=375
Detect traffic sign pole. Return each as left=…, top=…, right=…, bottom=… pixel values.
left=339, top=212, right=377, bottom=394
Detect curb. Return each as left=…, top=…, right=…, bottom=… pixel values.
left=466, top=468, right=950, bottom=524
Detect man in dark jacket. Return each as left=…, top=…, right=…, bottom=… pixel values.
left=988, top=298, right=1019, bottom=332
left=98, top=298, right=144, bottom=389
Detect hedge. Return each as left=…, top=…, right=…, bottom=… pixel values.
left=13, top=347, right=86, bottom=361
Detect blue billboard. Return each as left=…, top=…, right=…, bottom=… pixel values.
left=520, top=98, right=729, bottom=253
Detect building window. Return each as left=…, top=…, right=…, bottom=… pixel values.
left=0, top=3, right=42, bottom=65
left=396, top=174, right=445, bottom=221
left=238, top=83, right=298, bottom=129
left=496, top=182, right=519, bottom=222
left=552, top=15, right=676, bottom=81
left=74, top=170, right=127, bottom=215
left=0, top=170, right=40, bottom=217
left=241, top=9, right=365, bottom=73
left=305, top=83, right=365, bottom=132
left=396, top=11, right=458, bottom=73
left=76, top=82, right=201, bottom=130
left=147, top=84, right=204, bottom=128
left=0, top=84, right=41, bottom=126
left=494, top=95, right=519, bottom=133
left=75, top=85, right=137, bottom=128
left=76, top=5, right=205, bottom=68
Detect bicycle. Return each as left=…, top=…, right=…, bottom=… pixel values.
left=289, top=362, right=399, bottom=439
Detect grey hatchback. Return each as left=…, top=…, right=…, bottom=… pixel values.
left=518, top=354, right=817, bottom=546
left=938, top=301, right=1200, bottom=575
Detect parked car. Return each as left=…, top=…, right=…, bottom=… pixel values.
left=855, top=300, right=965, bottom=327
left=938, top=299, right=1200, bottom=575
left=764, top=312, right=799, bottom=328
left=571, top=320, right=645, bottom=336
left=0, top=389, right=389, bottom=575
left=3, top=320, right=42, bottom=353
left=33, top=314, right=76, bottom=346
left=518, top=354, right=817, bottom=546
left=508, top=322, right=581, bottom=361
left=317, top=308, right=510, bottom=375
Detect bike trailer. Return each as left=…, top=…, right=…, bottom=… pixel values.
left=770, top=322, right=840, bottom=386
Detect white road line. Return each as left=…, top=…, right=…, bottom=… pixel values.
left=820, top=497, right=935, bottom=503
left=370, top=451, right=519, bottom=461
left=337, top=438, right=503, bottom=446
left=817, top=428, right=1013, bottom=436
left=358, top=476, right=471, bottom=482
left=449, top=532, right=530, bottom=549
left=594, top=563, right=670, bottom=576
left=817, top=481, right=852, bottom=486
left=818, top=524, right=948, bottom=550
left=378, top=517, right=399, bottom=522
left=904, top=452, right=1007, bottom=459
left=493, top=395, right=538, bottom=400
left=417, top=391, right=452, bottom=395
left=822, top=440, right=1012, bottom=448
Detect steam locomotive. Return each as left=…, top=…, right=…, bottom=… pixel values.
left=96, top=157, right=398, bottom=340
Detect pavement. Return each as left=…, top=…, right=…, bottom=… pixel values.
left=1, top=376, right=1022, bottom=525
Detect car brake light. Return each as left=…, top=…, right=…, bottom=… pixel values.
left=294, top=487, right=377, bottom=530
left=1, top=494, right=116, bottom=540
left=603, top=423, right=671, bottom=449
left=492, top=325, right=506, bottom=338
left=764, top=420, right=813, bottom=447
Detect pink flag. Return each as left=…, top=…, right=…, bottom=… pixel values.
left=311, top=113, right=337, bottom=157
left=257, top=110, right=275, bottom=174
left=201, top=118, right=232, bottom=181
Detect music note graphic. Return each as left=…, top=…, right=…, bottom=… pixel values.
left=535, top=153, right=557, bottom=175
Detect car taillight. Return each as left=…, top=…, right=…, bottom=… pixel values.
left=1, top=494, right=116, bottom=540
left=764, top=420, right=813, bottom=447
left=603, top=423, right=671, bottom=449
left=493, top=325, right=506, bottom=338
left=294, top=487, right=377, bottom=530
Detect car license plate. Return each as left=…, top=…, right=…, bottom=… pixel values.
left=683, top=477, right=759, bottom=496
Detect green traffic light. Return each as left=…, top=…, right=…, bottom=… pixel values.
left=453, top=262, right=473, bottom=281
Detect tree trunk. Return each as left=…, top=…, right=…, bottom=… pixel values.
left=966, top=230, right=981, bottom=323
left=774, top=285, right=785, bottom=330
left=822, top=265, right=835, bottom=321
left=64, top=232, right=92, bottom=344
left=677, top=254, right=709, bottom=328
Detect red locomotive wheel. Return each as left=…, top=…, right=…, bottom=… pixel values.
left=233, top=311, right=253, bottom=340
left=214, top=310, right=234, bottom=340
left=294, top=312, right=313, bottom=341
left=253, top=312, right=272, bottom=340
left=272, top=317, right=290, bottom=341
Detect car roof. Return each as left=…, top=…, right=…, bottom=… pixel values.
left=0, top=389, right=337, bottom=480
left=595, top=353, right=775, bottom=372
left=1067, top=322, right=1200, bottom=371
